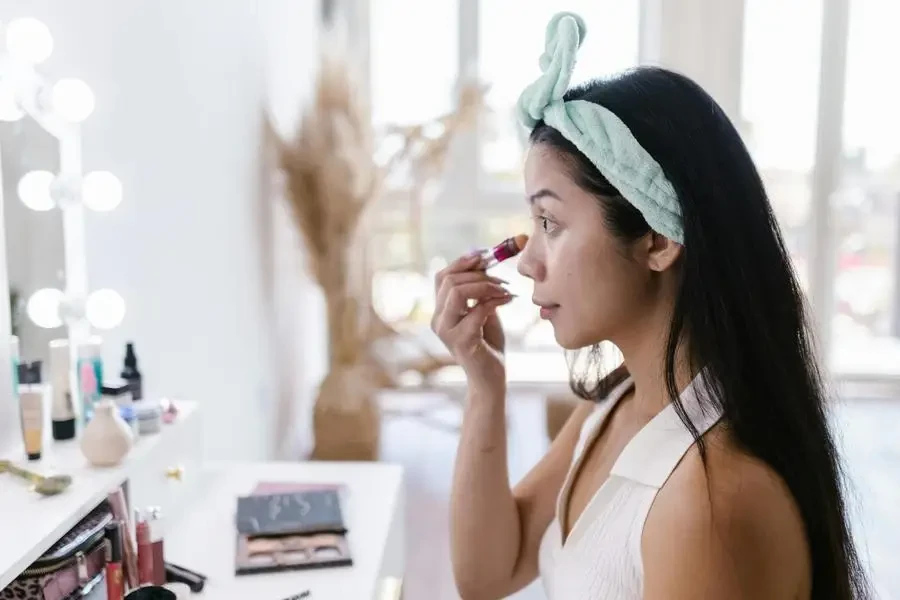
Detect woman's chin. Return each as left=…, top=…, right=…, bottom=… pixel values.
left=552, top=322, right=605, bottom=351
left=553, top=327, right=586, bottom=351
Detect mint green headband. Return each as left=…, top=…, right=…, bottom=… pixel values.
left=516, top=12, right=684, bottom=245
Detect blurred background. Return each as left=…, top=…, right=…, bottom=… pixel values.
left=1, top=0, right=898, bottom=598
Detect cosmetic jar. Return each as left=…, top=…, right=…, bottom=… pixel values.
left=119, top=404, right=139, bottom=437
left=133, top=400, right=163, bottom=435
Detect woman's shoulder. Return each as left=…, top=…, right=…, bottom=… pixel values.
left=640, top=424, right=812, bottom=598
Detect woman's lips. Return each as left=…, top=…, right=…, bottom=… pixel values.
left=538, top=305, right=558, bottom=320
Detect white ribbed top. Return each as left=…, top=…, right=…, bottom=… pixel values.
left=538, top=373, right=722, bottom=599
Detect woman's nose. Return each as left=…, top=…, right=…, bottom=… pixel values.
left=517, top=238, right=545, bottom=282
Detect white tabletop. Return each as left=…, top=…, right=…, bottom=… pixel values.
left=164, top=460, right=404, bottom=600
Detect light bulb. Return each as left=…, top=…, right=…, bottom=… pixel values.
left=5, top=17, right=53, bottom=65
left=86, top=289, right=125, bottom=330
left=0, top=82, right=24, bottom=122
left=26, top=288, right=64, bottom=329
left=82, top=171, right=122, bottom=211
left=18, top=170, right=56, bottom=211
left=51, top=78, right=94, bottom=122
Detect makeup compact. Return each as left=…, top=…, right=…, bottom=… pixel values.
left=234, top=488, right=352, bottom=575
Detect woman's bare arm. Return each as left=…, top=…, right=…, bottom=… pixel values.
left=450, top=392, right=595, bottom=599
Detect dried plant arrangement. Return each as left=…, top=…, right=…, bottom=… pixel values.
left=268, top=33, right=488, bottom=459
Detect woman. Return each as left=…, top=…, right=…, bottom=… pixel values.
left=431, top=12, right=870, bottom=600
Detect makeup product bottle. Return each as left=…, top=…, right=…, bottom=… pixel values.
left=77, top=337, right=103, bottom=422
left=478, top=233, right=529, bottom=268
left=148, top=506, right=166, bottom=585
left=103, top=379, right=133, bottom=406
left=49, top=338, right=76, bottom=441
left=121, top=342, right=143, bottom=401
left=18, top=363, right=44, bottom=461
left=10, top=335, right=19, bottom=396
left=136, top=509, right=154, bottom=586
left=105, top=521, right=125, bottom=600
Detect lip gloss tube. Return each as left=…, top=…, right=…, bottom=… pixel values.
left=478, top=234, right=528, bottom=269
left=105, top=521, right=125, bottom=600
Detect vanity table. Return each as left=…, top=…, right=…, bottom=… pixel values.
left=0, top=403, right=405, bottom=599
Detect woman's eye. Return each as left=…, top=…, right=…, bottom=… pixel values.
left=538, top=216, right=557, bottom=234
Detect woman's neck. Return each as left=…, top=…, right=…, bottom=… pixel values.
left=615, top=307, right=695, bottom=421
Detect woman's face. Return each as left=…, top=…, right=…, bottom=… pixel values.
left=517, top=144, right=674, bottom=350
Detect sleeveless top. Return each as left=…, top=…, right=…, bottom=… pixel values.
left=537, top=372, right=723, bottom=599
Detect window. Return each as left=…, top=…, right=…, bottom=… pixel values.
left=368, top=0, right=642, bottom=357
left=369, top=0, right=458, bottom=127
left=364, top=0, right=900, bottom=383
left=830, top=0, right=900, bottom=376
left=740, top=0, right=823, bottom=293
left=479, top=1, right=640, bottom=185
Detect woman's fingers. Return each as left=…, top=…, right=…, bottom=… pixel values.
left=434, top=254, right=483, bottom=295
left=455, top=295, right=515, bottom=340
left=433, top=281, right=512, bottom=341
left=436, top=272, right=509, bottom=310
left=442, top=281, right=511, bottom=320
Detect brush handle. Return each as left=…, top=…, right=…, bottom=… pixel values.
left=1, top=460, right=45, bottom=484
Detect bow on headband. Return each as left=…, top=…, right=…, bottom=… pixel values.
left=515, top=12, right=685, bottom=245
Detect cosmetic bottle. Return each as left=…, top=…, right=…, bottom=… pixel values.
left=49, top=339, right=76, bottom=441
left=17, top=361, right=45, bottom=461
left=121, top=342, right=143, bottom=401
left=105, top=521, right=125, bottom=600
left=136, top=509, right=154, bottom=586
left=103, top=378, right=133, bottom=406
left=10, top=335, right=19, bottom=396
left=148, top=506, right=166, bottom=585
left=77, top=337, right=103, bottom=422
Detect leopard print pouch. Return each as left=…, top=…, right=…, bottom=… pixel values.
left=1, top=501, right=113, bottom=600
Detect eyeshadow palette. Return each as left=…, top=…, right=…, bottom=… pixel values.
left=234, top=485, right=352, bottom=575
left=235, top=531, right=352, bottom=575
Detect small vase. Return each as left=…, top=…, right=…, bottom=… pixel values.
left=81, top=399, right=134, bottom=467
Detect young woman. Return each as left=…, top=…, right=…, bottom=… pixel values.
left=430, top=12, right=870, bottom=600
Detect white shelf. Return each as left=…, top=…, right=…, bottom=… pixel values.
left=0, top=401, right=198, bottom=589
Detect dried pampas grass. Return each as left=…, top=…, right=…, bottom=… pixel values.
left=269, top=38, right=380, bottom=369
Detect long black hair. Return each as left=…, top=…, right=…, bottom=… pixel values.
left=530, top=66, right=869, bottom=599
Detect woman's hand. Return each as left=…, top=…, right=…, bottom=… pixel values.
left=431, top=253, right=514, bottom=390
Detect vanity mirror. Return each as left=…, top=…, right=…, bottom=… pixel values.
left=0, top=15, right=125, bottom=447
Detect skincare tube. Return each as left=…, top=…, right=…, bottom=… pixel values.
left=77, top=336, right=103, bottom=423
left=19, top=384, right=44, bottom=460
left=49, top=339, right=76, bottom=440
left=10, top=335, right=19, bottom=395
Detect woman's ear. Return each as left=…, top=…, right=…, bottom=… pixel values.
left=645, top=232, right=683, bottom=272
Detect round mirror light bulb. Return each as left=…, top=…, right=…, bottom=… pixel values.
left=18, top=170, right=56, bottom=211
left=26, top=288, right=65, bottom=329
left=51, top=78, right=95, bottom=122
left=82, top=171, right=122, bottom=211
left=85, top=289, right=125, bottom=330
left=5, top=17, right=54, bottom=65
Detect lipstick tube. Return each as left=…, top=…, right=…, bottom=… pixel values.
left=135, top=509, right=154, bottom=586
left=105, top=521, right=125, bottom=600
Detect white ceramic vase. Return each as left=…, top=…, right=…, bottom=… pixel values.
left=80, top=399, right=134, bottom=467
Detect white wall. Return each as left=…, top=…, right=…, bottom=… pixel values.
left=0, top=0, right=323, bottom=460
